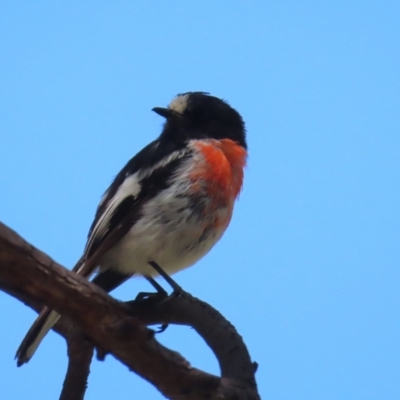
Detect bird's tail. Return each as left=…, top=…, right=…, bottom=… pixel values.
left=15, top=256, right=92, bottom=366
left=15, top=255, right=129, bottom=366
left=15, top=307, right=60, bottom=366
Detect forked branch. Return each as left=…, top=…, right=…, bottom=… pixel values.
left=0, top=222, right=259, bottom=400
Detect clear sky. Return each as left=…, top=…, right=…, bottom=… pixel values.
left=1, top=2, right=399, bottom=399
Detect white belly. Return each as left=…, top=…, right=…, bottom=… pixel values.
left=99, top=192, right=232, bottom=277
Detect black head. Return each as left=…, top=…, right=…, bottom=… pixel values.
left=152, top=92, right=247, bottom=149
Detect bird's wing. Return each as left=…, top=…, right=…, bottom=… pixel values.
left=75, top=139, right=192, bottom=279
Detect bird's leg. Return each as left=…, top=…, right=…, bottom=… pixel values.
left=135, top=262, right=184, bottom=334
left=146, top=261, right=186, bottom=334
left=135, top=276, right=168, bottom=301
left=145, top=276, right=168, bottom=296
left=148, top=261, right=183, bottom=294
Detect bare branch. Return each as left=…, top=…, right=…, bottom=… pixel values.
left=60, top=327, right=94, bottom=400
left=0, top=222, right=259, bottom=400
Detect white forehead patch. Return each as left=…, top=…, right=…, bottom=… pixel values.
left=168, top=94, right=190, bottom=114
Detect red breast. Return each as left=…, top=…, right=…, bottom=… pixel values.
left=190, top=139, right=247, bottom=205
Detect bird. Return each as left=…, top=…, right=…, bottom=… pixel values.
left=16, top=91, right=247, bottom=366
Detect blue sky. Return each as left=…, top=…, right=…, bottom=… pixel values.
left=1, top=2, right=399, bottom=399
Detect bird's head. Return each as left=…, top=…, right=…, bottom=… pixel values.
left=153, top=92, right=247, bottom=149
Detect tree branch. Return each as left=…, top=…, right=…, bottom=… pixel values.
left=0, top=222, right=259, bottom=400
left=60, top=327, right=94, bottom=400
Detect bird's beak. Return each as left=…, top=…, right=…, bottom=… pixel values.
left=152, top=107, right=174, bottom=119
